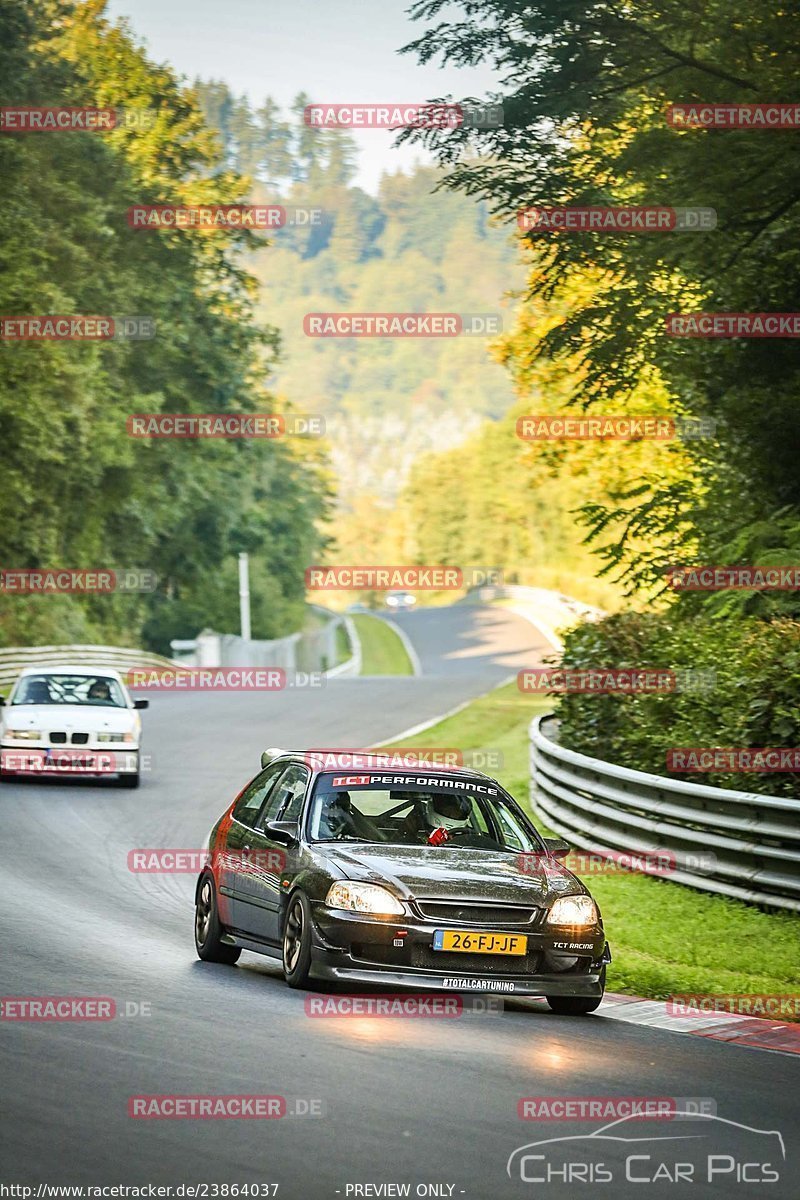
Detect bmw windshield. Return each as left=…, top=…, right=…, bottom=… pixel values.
left=11, top=674, right=128, bottom=708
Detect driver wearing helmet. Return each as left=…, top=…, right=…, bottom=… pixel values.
left=427, top=793, right=472, bottom=832
left=87, top=679, right=111, bottom=702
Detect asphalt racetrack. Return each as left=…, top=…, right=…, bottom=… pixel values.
left=1, top=605, right=797, bottom=1198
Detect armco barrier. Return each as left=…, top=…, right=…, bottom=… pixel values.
left=0, top=644, right=179, bottom=692
left=530, top=714, right=800, bottom=912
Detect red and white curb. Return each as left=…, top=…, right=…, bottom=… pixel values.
left=597, top=992, right=800, bottom=1055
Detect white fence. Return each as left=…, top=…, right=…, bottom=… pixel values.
left=170, top=609, right=359, bottom=677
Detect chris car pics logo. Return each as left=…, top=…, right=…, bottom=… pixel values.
left=507, top=1112, right=785, bottom=1186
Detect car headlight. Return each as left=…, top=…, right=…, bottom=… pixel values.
left=546, top=895, right=598, bottom=927
left=325, top=881, right=404, bottom=916
left=97, top=732, right=136, bottom=743
left=4, top=729, right=42, bottom=740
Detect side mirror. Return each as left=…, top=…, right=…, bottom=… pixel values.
left=544, top=837, right=570, bottom=860
left=263, top=819, right=299, bottom=846
left=133, top=699, right=149, bottom=710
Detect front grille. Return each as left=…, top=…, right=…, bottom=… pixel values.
left=50, top=731, right=67, bottom=744
left=352, top=941, right=541, bottom=975
left=413, top=899, right=541, bottom=926
left=71, top=732, right=89, bottom=745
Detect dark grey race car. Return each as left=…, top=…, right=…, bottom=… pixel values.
left=194, top=750, right=610, bottom=1013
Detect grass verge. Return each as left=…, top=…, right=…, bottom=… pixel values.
left=380, top=679, right=800, bottom=1004
left=352, top=613, right=415, bottom=676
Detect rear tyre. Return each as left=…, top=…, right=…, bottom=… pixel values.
left=546, top=966, right=605, bottom=1015
left=119, top=772, right=140, bottom=789
left=282, top=891, right=313, bottom=989
left=194, top=874, right=241, bottom=964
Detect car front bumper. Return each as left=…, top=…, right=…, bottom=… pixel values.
left=309, top=903, right=609, bottom=997
left=0, top=745, right=140, bottom=777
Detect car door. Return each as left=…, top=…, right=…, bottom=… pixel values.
left=223, top=763, right=285, bottom=930
left=233, top=763, right=311, bottom=944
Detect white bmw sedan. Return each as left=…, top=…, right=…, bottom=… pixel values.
left=0, top=666, right=148, bottom=787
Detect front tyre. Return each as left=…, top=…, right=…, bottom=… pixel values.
left=194, top=874, right=241, bottom=965
left=546, top=967, right=605, bottom=1015
left=282, top=891, right=313, bottom=988
left=119, top=771, right=140, bottom=789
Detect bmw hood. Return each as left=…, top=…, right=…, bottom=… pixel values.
left=1, top=704, right=138, bottom=735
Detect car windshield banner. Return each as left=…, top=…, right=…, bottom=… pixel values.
left=320, top=771, right=499, bottom=795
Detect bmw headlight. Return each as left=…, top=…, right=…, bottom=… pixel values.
left=546, top=895, right=598, bottom=928
left=325, top=881, right=404, bottom=917
left=4, top=729, right=42, bottom=740
left=97, top=732, right=136, bottom=743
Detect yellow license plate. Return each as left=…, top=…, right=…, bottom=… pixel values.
left=432, top=929, right=527, bottom=955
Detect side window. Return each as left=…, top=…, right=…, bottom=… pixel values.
left=232, top=764, right=284, bottom=828
left=265, top=764, right=310, bottom=826
left=493, top=800, right=536, bottom=852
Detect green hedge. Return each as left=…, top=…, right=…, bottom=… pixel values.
left=555, top=611, right=800, bottom=796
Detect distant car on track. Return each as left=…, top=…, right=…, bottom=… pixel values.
left=194, top=751, right=610, bottom=1012
left=385, top=590, right=416, bottom=610
left=0, top=665, right=148, bottom=787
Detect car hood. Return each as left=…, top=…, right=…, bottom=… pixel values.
left=1, top=704, right=136, bottom=733
left=325, top=843, right=584, bottom=904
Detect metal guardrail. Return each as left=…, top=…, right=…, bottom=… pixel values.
left=530, top=713, right=800, bottom=912
left=0, top=645, right=179, bottom=691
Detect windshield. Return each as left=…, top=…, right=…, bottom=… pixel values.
left=309, top=772, right=543, bottom=852
left=12, top=674, right=128, bottom=709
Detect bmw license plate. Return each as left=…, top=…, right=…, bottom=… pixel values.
left=432, top=929, right=527, bottom=955
left=45, top=749, right=95, bottom=769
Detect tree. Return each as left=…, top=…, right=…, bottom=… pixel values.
left=401, top=0, right=800, bottom=598
left=0, top=0, right=329, bottom=648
